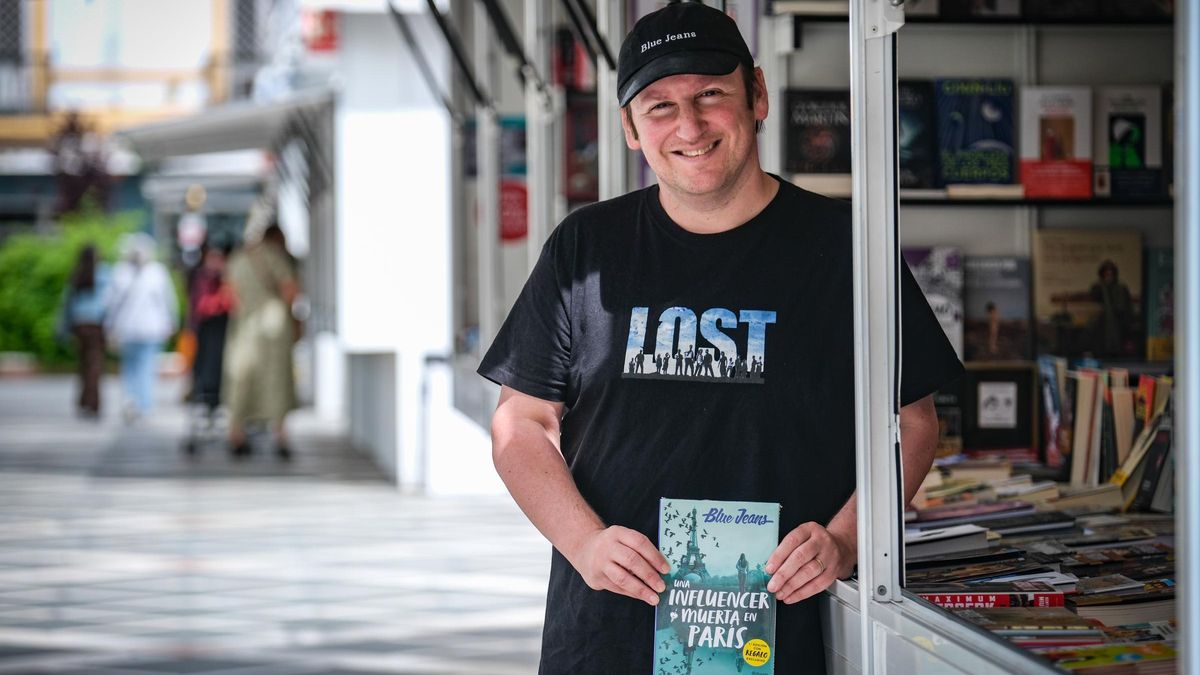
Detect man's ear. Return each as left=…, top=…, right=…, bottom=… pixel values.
left=621, top=106, right=642, bottom=150
left=753, top=67, right=768, bottom=123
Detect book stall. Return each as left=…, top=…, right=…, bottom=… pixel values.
left=740, top=1, right=1197, bottom=673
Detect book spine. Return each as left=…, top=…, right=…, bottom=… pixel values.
left=1132, top=428, right=1172, bottom=511
left=919, top=593, right=1065, bottom=608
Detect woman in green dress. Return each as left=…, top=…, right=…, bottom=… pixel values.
left=223, top=225, right=299, bottom=459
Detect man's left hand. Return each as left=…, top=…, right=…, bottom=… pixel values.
left=764, top=522, right=854, bottom=604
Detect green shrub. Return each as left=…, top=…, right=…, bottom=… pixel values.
left=0, top=209, right=143, bottom=365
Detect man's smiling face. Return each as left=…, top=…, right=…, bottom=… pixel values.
left=622, top=65, right=768, bottom=202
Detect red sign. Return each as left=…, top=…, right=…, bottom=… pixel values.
left=302, top=10, right=338, bottom=53
left=500, top=180, right=528, bottom=241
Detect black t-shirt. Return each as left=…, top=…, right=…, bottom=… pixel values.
left=479, top=177, right=963, bottom=674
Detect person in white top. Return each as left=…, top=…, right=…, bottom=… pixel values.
left=105, top=232, right=178, bottom=421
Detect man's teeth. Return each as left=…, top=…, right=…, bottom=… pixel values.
left=680, top=142, right=717, bottom=157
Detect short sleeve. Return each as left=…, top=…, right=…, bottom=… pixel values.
left=898, top=259, right=964, bottom=406
left=477, top=226, right=574, bottom=402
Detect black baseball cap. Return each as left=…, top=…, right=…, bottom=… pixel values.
left=617, top=1, right=753, bottom=107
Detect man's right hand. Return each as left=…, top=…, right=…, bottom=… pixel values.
left=568, top=526, right=670, bottom=606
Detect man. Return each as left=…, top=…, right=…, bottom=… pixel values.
left=478, top=3, right=962, bottom=673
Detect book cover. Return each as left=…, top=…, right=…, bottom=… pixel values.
left=784, top=89, right=852, bottom=197
left=1075, top=574, right=1144, bottom=595
left=959, top=364, right=1037, bottom=454
left=964, top=256, right=1032, bottom=361
left=899, top=80, right=940, bottom=189
left=1144, top=248, right=1174, bottom=361
left=1032, top=228, right=1143, bottom=359
left=1036, top=642, right=1176, bottom=670
left=1093, top=87, right=1165, bottom=197
left=935, top=79, right=1017, bottom=186
left=902, top=247, right=964, bottom=359
left=1020, top=87, right=1093, bottom=199
left=655, top=499, right=780, bottom=675
left=950, top=606, right=1100, bottom=634
left=913, top=580, right=1065, bottom=608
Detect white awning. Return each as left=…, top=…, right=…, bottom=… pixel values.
left=114, top=89, right=335, bottom=163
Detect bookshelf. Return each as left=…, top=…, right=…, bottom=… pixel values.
left=757, top=4, right=1182, bottom=673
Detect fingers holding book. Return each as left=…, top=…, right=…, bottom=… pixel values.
left=570, top=525, right=670, bottom=606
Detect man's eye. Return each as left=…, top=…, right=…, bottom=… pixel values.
left=699, top=90, right=721, bottom=98
left=650, top=102, right=673, bottom=111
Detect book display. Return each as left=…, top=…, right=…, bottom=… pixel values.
left=763, top=2, right=1180, bottom=673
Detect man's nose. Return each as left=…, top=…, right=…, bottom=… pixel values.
left=675, top=103, right=706, bottom=142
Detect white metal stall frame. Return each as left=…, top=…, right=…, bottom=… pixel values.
left=1176, top=1, right=1198, bottom=672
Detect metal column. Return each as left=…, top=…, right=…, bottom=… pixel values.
left=1176, top=1, right=1199, bottom=672
left=474, top=2, right=501, bottom=350
left=848, top=0, right=905, bottom=671
left=597, top=2, right=628, bottom=200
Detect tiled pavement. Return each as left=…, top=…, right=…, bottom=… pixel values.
left=0, top=375, right=549, bottom=674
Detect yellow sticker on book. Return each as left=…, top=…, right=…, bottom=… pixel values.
left=743, top=639, right=771, bottom=667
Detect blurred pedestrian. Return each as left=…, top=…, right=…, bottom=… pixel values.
left=59, top=245, right=109, bottom=418
left=188, top=242, right=233, bottom=415
left=105, top=233, right=178, bottom=422
left=223, top=224, right=299, bottom=459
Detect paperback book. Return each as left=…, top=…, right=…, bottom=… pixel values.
left=902, top=247, right=964, bottom=359
left=963, top=256, right=1032, bottom=361
left=935, top=79, right=1017, bottom=188
left=1144, top=247, right=1174, bottom=361
left=1093, top=86, right=1165, bottom=197
left=899, top=80, right=941, bottom=190
left=784, top=89, right=852, bottom=197
left=655, top=499, right=780, bottom=675
left=1032, top=228, right=1143, bottom=359
left=1019, top=86, right=1093, bottom=199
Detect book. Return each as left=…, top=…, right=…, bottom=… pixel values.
left=1093, top=87, right=1166, bottom=198
left=1032, top=228, right=1143, bottom=359
left=963, top=256, right=1032, bottom=361
left=784, top=89, right=851, bottom=198
left=1068, top=579, right=1176, bottom=625
left=911, top=500, right=1035, bottom=529
left=1020, top=86, right=1093, bottom=199
left=1144, top=248, right=1174, bottom=362
left=899, top=80, right=941, bottom=190
left=902, top=247, right=964, bottom=359
left=912, top=580, right=1064, bottom=608
left=1042, top=484, right=1124, bottom=514
left=655, top=499, right=779, bottom=675
left=960, top=364, right=1037, bottom=454
left=1099, top=619, right=1176, bottom=643
left=1132, top=424, right=1172, bottom=512
left=905, top=559, right=1051, bottom=585
left=951, top=607, right=1102, bottom=635
left=1035, top=642, right=1176, bottom=670
left=906, top=545, right=1026, bottom=569
left=1076, top=574, right=1144, bottom=595
left=985, top=511, right=1075, bottom=536
left=1038, top=355, right=1067, bottom=468
left=904, top=523, right=989, bottom=558
left=940, top=456, right=1012, bottom=483
left=936, top=79, right=1017, bottom=188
